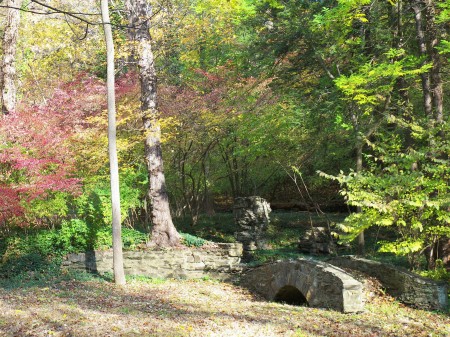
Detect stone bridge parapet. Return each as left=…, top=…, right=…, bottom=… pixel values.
left=328, top=256, right=448, bottom=311
left=240, top=259, right=364, bottom=313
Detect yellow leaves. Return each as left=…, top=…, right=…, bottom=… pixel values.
left=19, top=11, right=104, bottom=90
left=353, top=12, right=368, bottom=23
left=159, top=116, right=181, bottom=143
left=338, top=0, right=371, bottom=6
left=180, top=50, right=201, bottom=67
left=377, top=218, right=394, bottom=227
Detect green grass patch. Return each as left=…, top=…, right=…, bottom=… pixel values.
left=179, top=232, right=207, bottom=247
left=126, top=274, right=167, bottom=284
left=248, top=248, right=310, bottom=266
left=173, top=213, right=236, bottom=243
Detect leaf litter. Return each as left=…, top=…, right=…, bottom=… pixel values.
left=0, top=277, right=448, bottom=337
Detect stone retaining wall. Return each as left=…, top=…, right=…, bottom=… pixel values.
left=63, top=243, right=243, bottom=280
left=328, top=256, right=448, bottom=311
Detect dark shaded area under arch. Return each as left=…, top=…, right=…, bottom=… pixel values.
left=274, top=285, right=308, bottom=306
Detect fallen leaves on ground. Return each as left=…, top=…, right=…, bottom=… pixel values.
left=0, top=277, right=448, bottom=337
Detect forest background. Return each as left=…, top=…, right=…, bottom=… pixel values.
left=0, top=0, right=449, bottom=278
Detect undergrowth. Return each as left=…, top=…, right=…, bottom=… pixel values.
left=179, top=232, right=207, bottom=247
left=1, top=212, right=448, bottom=287
left=0, top=260, right=102, bottom=289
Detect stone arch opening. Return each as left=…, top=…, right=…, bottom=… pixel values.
left=274, top=285, right=308, bottom=306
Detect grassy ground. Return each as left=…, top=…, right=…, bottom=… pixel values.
left=0, top=274, right=449, bottom=337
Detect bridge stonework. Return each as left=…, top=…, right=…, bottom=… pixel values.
left=241, top=259, right=364, bottom=313
left=329, top=256, right=448, bottom=311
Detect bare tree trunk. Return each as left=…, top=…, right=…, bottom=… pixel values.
left=412, top=0, right=433, bottom=117
left=356, top=141, right=365, bottom=256
left=424, top=0, right=443, bottom=123
left=127, top=0, right=180, bottom=247
left=101, top=0, right=126, bottom=285
left=424, top=0, right=445, bottom=269
left=350, top=108, right=365, bottom=256
left=0, top=0, right=22, bottom=115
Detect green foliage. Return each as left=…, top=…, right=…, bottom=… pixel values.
left=0, top=222, right=147, bottom=263
left=321, top=119, right=450, bottom=268
left=0, top=225, right=96, bottom=284
left=57, top=219, right=90, bottom=253
left=63, top=223, right=148, bottom=251
left=418, top=260, right=450, bottom=283
left=19, top=10, right=104, bottom=94
left=437, top=1, right=450, bottom=57
left=76, top=167, right=147, bottom=229
left=334, top=53, right=431, bottom=113
left=25, top=192, right=71, bottom=224
left=126, top=274, right=167, bottom=284
left=0, top=257, right=102, bottom=289
left=3, top=0, right=448, bottom=284
left=0, top=221, right=148, bottom=285
left=118, top=228, right=148, bottom=249
left=250, top=248, right=306, bottom=266
left=180, top=232, right=207, bottom=247
left=1, top=231, right=59, bottom=260
left=0, top=253, right=55, bottom=280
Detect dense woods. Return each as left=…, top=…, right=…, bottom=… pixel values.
left=0, top=0, right=449, bottom=278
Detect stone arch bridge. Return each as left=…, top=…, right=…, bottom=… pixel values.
left=240, top=259, right=364, bottom=313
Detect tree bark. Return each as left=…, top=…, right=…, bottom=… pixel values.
left=101, top=0, right=126, bottom=285
left=127, top=0, right=180, bottom=247
left=356, top=141, right=365, bottom=256
left=424, top=0, right=443, bottom=123
left=0, top=0, right=22, bottom=115
left=412, top=0, right=433, bottom=117
left=351, top=108, right=365, bottom=256
left=424, top=0, right=445, bottom=269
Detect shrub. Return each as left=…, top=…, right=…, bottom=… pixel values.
left=180, top=232, right=207, bottom=247
left=418, top=260, right=450, bottom=283
left=57, top=219, right=90, bottom=253
left=121, top=228, right=148, bottom=249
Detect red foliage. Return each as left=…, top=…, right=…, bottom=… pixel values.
left=0, top=73, right=116, bottom=224
left=0, top=72, right=139, bottom=225
left=0, top=186, right=23, bottom=221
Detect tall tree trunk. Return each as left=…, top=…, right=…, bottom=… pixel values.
left=356, top=140, right=365, bottom=256
left=101, top=0, right=126, bottom=285
left=0, top=0, right=22, bottom=115
left=127, top=0, right=180, bottom=247
left=412, top=0, right=433, bottom=117
left=422, top=0, right=445, bottom=269
left=424, top=0, right=443, bottom=123
left=351, top=109, right=365, bottom=256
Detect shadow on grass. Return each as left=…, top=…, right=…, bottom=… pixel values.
left=1, top=277, right=448, bottom=337
left=0, top=254, right=106, bottom=290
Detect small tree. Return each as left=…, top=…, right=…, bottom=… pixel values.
left=101, top=0, right=126, bottom=285
left=322, top=119, right=450, bottom=269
